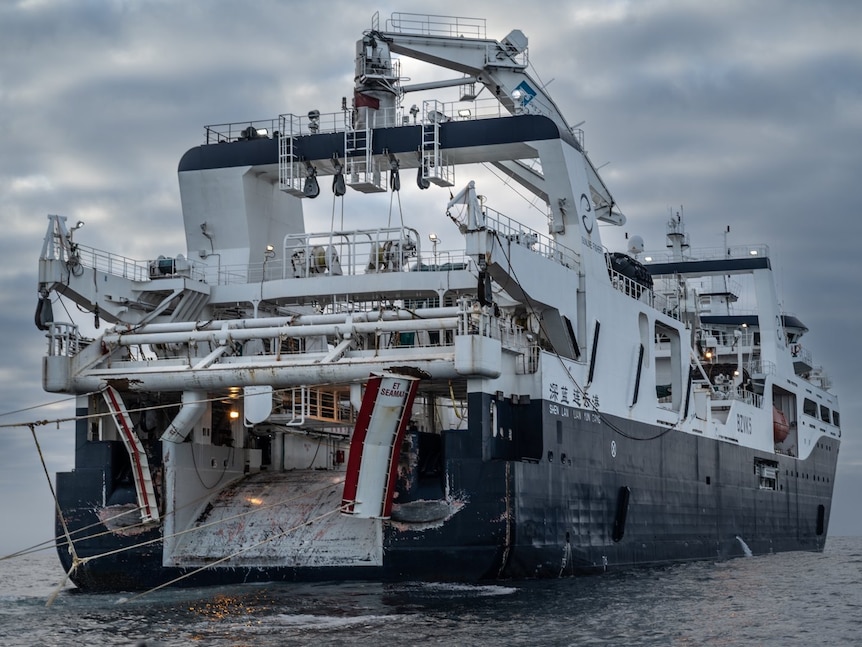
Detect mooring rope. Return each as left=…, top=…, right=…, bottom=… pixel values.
left=33, top=472, right=347, bottom=605
left=29, top=423, right=83, bottom=606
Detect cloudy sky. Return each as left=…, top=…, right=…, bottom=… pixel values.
left=1, top=0, right=860, bottom=557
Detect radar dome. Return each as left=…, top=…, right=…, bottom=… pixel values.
left=627, top=235, right=645, bottom=255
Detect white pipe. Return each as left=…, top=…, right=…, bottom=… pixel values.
left=105, top=317, right=458, bottom=347
left=77, top=357, right=457, bottom=393
left=192, top=344, right=229, bottom=369
left=160, top=390, right=208, bottom=443
left=111, top=307, right=461, bottom=335
left=350, top=383, right=363, bottom=411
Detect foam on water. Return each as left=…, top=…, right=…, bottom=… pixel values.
left=268, top=613, right=405, bottom=629
left=410, top=581, right=519, bottom=597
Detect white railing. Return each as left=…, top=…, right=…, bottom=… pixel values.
left=68, top=244, right=207, bottom=283
left=46, top=322, right=82, bottom=357
left=710, top=384, right=764, bottom=408
left=64, top=244, right=150, bottom=282
left=274, top=96, right=511, bottom=144
left=384, top=12, right=486, bottom=39
left=606, top=259, right=683, bottom=320
left=642, top=243, right=770, bottom=264
left=790, top=343, right=813, bottom=366
left=484, top=208, right=579, bottom=269
left=456, top=300, right=531, bottom=353
left=205, top=119, right=280, bottom=144
left=282, top=227, right=422, bottom=278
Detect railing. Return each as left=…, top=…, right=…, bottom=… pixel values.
left=606, top=258, right=683, bottom=320
left=205, top=119, right=280, bottom=144
left=746, top=358, right=776, bottom=377
left=642, top=243, right=770, bottom=264
left=484, top=207, right=579, bottom=269
left=46, top=322, right=81, bottom=357
left=456, top=300, right=531, bottom=354
left=384, top=12, right=486, bottom=39
left=710, top=383, right=764, bottom=408
left=63, top=243, right=151, bottom=282
left=700, top=327, right=757, bottom=350
left=62, top=243, right=206, bottom=283
left=214, top=97, right=514, bottom=148
left=283, top=227, right=422, bottom=278
left=274, top=386, right=355, bottom=428
left=790, top=343, right=813, bottom=366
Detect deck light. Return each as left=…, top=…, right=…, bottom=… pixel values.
left=429, top=233, right=440, bottom=265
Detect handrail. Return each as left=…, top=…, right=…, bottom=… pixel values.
left=53, top=243, right=206, bottom=283
left=385, top=12, right=487, bottom=39
left=642, top=244, right=770, bottom=264
left=485, top=208, right=580, bottom=269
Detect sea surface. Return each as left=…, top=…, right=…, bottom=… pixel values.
left=1, top=536, right=860, bottom=647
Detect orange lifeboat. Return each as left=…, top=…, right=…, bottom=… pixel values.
left=773, top=406, right=790, bottom=443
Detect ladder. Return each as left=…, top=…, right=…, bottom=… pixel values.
left=101, top=386, right=160, bottom=523
left=420, top=100, right=454, bottom=187
left=278, top=113, right=305, bottom=197
left=345, top=121, right=386, bottom=193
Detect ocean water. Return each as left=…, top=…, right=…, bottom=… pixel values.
left=1, top=537, right=860, bottom=647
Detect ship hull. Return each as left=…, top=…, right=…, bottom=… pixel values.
left=56, top=396, right=837, bottom=592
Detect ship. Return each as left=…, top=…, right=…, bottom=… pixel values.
left=35, top=12, right=840, bottom=592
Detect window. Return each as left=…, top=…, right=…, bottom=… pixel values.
left=803, top=398, right=817, bottom=417
left=833, top=411, right=841, bottom=427
left=820, top=405, right=831, bottom=424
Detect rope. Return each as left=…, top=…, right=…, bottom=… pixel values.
left=29, top=423, right=83, bottom=607
left=0, top=381, right=352, bottom=432
left=24, top=473, right=347, bottom=604
left=124, top=501, right=352, bottom=602
left=0, top=393, right=96, bottom=419
left=5, top=386, right=354, bottom=601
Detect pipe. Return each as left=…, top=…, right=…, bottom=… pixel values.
left=160, top=390, right=208, bottom=443
left=78, top=357, right=458, bottom=393
left=111, top=307, right=461, bottom=335
left=105, top=316, right=458, bottom=347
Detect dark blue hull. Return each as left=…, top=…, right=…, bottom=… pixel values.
left=56, top=396, right=837, bottom=591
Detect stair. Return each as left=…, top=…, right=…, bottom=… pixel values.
left=101, top=386, right=160, bottom=523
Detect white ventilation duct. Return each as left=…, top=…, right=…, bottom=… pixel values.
left=160, top=391, right=207, bottom=443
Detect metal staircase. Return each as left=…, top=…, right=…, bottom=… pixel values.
left=101, top=386, right=160, bottom=523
